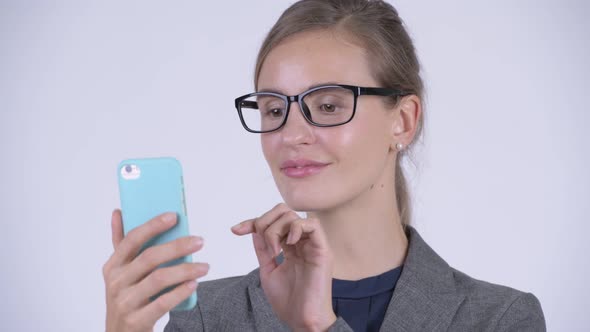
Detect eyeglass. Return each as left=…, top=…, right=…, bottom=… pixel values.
left=234, top=84, right=408, bottom=133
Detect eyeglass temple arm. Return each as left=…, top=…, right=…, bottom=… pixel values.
left=359, top=87, right=408, bottom=97
left=238, top=100, right=258, bottom=109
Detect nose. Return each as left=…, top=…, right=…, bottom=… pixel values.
left=280, top=101, right=316, bottom=146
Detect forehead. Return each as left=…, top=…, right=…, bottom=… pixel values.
left=257, top=30, right=377, bottom=95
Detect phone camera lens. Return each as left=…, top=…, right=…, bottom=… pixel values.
left=125, top=165, right=132, bottom=173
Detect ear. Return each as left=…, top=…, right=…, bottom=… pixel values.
left=390, top=95, right=422, bottom=151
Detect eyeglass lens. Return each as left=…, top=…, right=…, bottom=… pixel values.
left=239, top=86, right=355, bottom=132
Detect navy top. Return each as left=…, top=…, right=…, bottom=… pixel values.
left=331, top=266, right=403, bottom=332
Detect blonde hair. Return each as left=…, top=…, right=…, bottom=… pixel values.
left=254, top=0, right=424, bottom=227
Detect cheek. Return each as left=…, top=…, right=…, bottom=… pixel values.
left=339, top=123, right=392, bottom=182
left=326, top=125, right=356, bottom=147
left=261, top=135, right=278, bottom=165
left=333, top=113, right=390, bottom=157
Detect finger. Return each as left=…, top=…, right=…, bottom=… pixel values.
left=232, top=203, right=292, bottom=236
left=121, top=236, right=203, bottom=288
left=133, top=279, right=198, bottom=328
left=109, top=212, right=178, bottom=268
left=230, top=218, right=256, bottom=235
left=128, top=262, right=208, bottom=310
left=297, top=217, right=330, bottom=249
left=111, top=209, right=124, bottom=249
left=252, top=232, right=277, bottom=278
left=286, top=218, right=305, bottom=245
left=253, top=203, right=293, bottom=237
left=264, top=210, right=300, bottom=256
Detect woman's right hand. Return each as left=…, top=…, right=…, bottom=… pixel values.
left=231, top=203, right=336, bottom=331
left=103, top=209, right=209, bottom=332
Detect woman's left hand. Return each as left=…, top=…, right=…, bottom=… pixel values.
left=232, top=203, right=337, bottom=332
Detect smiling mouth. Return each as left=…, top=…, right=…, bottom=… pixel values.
left=280, top=164, right=329, bottom=178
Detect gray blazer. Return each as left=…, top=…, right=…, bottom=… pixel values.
left=165, top=226, right=546, bottom=331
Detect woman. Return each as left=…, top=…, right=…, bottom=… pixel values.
left=103, top=0, right=546, bottom=331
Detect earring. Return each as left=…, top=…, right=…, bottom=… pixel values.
left=396, top=142, right=404, bottom=151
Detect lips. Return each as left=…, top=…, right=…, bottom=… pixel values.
left=280, top=159, right=330, bottom=178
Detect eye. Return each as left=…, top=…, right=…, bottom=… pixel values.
left=266, top=108, right=285, bottom=118
left=320, top=104, right=336, bottom=113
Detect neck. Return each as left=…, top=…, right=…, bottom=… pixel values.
left=306, top=169, right=408, bottom=280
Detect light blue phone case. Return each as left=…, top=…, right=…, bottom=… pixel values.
left=117, top=157, right=196, bottom=311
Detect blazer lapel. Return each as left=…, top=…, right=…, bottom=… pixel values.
left=246, top=271, right=291, bottom=332
left=244, top=227, right=465, bottom=331
left=380, top=226, right=466, bottom=331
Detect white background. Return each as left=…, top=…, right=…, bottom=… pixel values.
left=1, top=1, right=588, bottom=331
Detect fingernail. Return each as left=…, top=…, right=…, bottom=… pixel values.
left=186, top=280, right=197, bottom=290
left=162, top=212, right=176, bottom=224
left=231, top=223, right=241, bottom=230
left=286, top=232, right=294, bottom=245
left=190, top=236, right=203, bottom=249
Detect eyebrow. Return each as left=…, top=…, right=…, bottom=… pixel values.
left=257, top=81, right=342, bottom=95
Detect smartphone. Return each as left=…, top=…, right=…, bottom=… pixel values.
left=117, top=157, right=197, bottom=311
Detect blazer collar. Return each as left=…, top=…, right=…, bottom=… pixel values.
left=380, top=226, right=466, bottom=331
left=246, top=226, right=466, bottom=331
left=246, top=268, right=290, bottom=331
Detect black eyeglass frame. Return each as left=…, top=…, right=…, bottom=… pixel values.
left=234, top=84, right=409, bottom=133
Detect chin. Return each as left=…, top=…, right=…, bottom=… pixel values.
left=280, top=190, right=341, bottom=213
left=274, top=172, right=344, bottom=212
left=282, top=200, right=321, bottom=212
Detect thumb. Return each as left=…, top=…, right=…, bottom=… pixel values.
left=252, top=232, right=277, bottom=279
left=111, top=209, right=124, bottom=249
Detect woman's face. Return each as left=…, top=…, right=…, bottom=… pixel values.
left=257, top=30, right=399, bottom=212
